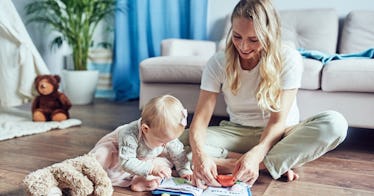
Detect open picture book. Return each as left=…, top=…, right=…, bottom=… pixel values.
left=152, top=177, right=252, bottom=196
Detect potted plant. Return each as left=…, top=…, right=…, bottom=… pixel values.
left=25, top=0, right=116, bottom=104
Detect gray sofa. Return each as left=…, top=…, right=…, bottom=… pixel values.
left=139, top=9, right=374, bottom=129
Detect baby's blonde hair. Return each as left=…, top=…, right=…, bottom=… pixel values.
left=141, top=95, right=186, bottom=137
left=225, top=0, right=282, bottom=112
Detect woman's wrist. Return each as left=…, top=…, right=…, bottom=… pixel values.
left=192, top=146, right=205, bottom=161
left=248, top=144, right=268, bottom=163
left=190, top=132, right=205, bottom=158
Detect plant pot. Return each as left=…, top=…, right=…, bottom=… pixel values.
left=61, top=70, right=99, bottom=105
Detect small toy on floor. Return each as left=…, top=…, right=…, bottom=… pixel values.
left=216, top=174, right=236, bottom=187
left=32, top=74, right=72, bottom=122
left=23, top=153, right=113, bottom=196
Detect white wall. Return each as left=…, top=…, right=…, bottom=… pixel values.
left=207, top=0, right=374, bottom=42
left=11, top=0, right=374, bottom=68
left=11, top=0, right=113, bottom=75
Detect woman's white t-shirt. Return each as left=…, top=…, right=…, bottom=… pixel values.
left=201, top=44, right=303, bottom=127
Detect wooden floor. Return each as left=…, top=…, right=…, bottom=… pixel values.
left=1, top=98, right=373, bottom=196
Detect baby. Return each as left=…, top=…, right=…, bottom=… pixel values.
left=90, top=95, right=192, bottom=191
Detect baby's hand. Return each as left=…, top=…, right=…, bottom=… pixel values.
left=181, top=174, right=192, bottom=181
left=151, top=165, right=172, bottom=179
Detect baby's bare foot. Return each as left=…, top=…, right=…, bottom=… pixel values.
left=131, top=177, right=160, bottom=192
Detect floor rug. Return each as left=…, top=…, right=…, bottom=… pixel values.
left=0, top=107, right=82, bottom=141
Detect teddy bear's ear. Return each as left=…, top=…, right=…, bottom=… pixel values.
left=54, top=75, right=61, bottom=83
left=34, top=75, right=42, bottom=84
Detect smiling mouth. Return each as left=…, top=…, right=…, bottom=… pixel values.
left=240, top=50, right=252, bottom=55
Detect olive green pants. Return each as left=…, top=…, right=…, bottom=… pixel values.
left=179, top=110, right=348, bottom=179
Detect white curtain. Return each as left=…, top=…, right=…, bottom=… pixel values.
left=0, top=0, right=49, bottom=107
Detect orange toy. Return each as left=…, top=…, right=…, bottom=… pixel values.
left=216, top=175, right=236, bottom=187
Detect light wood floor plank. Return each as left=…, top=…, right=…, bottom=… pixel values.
left=304, top=156, right=374, bottom=176
left=263, top=180, right=374, bottom=196
left=0, top=169, right=27, bottom=195
left=294, top=166, right=374, bottom=192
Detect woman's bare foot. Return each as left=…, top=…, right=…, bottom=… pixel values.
left=130, top=176, right=161, bottom=192
left=283, top=169, right=299, bottom=182
left=259, top=162, right=299, bottom=182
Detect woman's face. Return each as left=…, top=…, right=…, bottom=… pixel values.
left=231, top=16, right=262, bottom=61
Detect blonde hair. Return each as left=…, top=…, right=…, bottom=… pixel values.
left=225, top=0, right=282, bottom=112
left=141, top=95, right=186, bottom=136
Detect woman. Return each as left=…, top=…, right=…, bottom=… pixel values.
left=180, top=0, right=348, bottom=188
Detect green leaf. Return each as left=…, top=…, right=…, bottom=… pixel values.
left=25, top=0, right=117, bottom=71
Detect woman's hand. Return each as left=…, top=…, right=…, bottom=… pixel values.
left=192, top=154, right=221, bottom=188
left=232, top=150, right=261, bottom=187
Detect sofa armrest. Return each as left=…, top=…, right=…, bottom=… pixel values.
left=161, top=38, right=216, bottom=57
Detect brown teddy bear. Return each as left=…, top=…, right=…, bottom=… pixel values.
left=23, top=153, right=113, bottom=196
left=32, top=74, right=72, bottom=122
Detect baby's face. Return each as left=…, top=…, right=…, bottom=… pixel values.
left=143, top=125, right=184, bottom=149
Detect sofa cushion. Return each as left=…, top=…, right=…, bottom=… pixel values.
left=161, top=39, right=216, bottom=57
left=279, top=9, right=338, bottom=54
left=300, top=58, right=323, bottom=90
left=140, top=56, right=207, bottom=84
left=321, top=59, right=374, bottom=92
left=339, top=10, right=374, bottom=54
